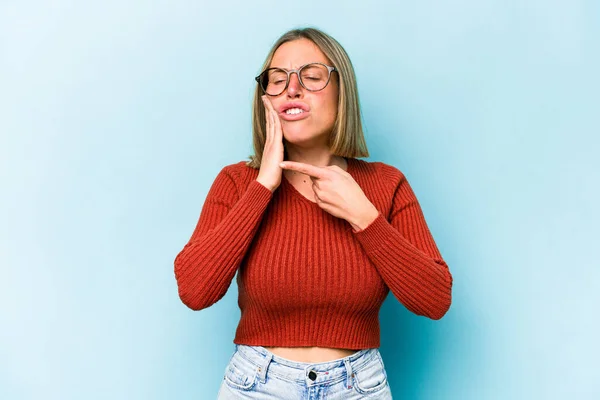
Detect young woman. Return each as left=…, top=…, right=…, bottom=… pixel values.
left=174, top=27, right=453, bottom=399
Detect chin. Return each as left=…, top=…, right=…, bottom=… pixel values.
left=283, top=127, right=311, bottom=140
left=283, top=123, right=332, bottom=143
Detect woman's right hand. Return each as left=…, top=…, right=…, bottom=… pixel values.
left=256, top=95, right=285, bottom=192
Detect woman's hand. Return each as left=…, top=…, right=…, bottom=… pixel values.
left=279, top=161, right=380, bottom=232
left=256, top=95, right=285, bottom=192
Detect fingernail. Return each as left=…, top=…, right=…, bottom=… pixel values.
left=279, top=162, right=286, bottom=168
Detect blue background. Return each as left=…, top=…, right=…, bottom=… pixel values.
left=1, top=1, right=598, bottom=399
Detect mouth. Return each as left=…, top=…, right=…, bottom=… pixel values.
left=279, top=108, right=310, bottom=121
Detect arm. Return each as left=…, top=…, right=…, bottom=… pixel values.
left=351, top=169, right=453, bottom=319
left=174, top=166, right=273, bottom=310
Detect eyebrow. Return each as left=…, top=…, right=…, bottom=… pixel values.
left=268, top=62, right=320, bottom=70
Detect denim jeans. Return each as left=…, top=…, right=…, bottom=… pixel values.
left=217, top=344, right=393, bottom=399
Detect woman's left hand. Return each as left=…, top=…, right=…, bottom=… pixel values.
left=279, top=161, right=380, bottom=232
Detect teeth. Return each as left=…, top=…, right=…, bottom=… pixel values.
left=285, top=108, right=304, bottom=115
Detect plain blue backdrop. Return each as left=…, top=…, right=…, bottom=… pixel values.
left=1, top=1, right=598, bottom=399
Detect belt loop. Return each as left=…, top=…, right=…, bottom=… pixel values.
left=257, top=352, right=273, bottom=383
left=343, top=357, right=354, bottom=389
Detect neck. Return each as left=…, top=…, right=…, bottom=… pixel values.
left=284, top=147, right=345, bottom=170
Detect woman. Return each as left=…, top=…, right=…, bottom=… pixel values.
left=174, top=27, right=453, bottom=399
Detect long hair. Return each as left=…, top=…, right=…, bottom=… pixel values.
left=246, top=27, right=369, bottom=169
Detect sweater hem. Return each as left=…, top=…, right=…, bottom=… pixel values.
left=232, top=338, right=381, bottom=351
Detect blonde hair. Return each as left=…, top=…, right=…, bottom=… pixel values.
left=246, top=27, right=369, bottom=169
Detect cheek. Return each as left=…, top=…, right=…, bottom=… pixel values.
left=313, top=92, right=338, bottom=122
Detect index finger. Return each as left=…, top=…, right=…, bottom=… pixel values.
left=279, top=161, right=327, bottom=179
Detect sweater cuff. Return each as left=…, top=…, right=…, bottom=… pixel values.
left=246, top=179, right=274, bottom=204
left=351, top=212, right=395, bottom=254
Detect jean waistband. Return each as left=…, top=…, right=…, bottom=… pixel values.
left=234, top=344, right=379, bottom=386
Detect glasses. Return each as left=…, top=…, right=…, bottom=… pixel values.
left=255, top=62, right=338, bottom=96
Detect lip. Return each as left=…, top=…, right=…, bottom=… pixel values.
left=278, top=102, right=310, bottom=121
left=279, top=109, right=310, bottom=121
left=278, top=102, right=310, bottom=113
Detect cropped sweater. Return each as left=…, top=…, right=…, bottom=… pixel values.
left=174, top=157, right=453, bottom=349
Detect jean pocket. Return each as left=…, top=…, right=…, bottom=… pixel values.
left=223, top=352, right=259, bottom=391
left=352, top=352, right=389, bottom=396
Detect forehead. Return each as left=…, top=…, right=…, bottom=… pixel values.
left=269, top=38, right=330, bottom=69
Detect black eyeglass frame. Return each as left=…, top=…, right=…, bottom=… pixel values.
left=255, top=62, right=338, bottom=96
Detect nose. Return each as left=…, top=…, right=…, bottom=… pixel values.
left=286, top=72, right=303, bottom=98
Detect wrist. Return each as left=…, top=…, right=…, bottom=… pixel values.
left=256, top=177, right=275, bottom=192
left=350, top=206, right=380, bottom=232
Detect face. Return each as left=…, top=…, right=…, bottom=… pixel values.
left=266, top=38, right=339, bottom=146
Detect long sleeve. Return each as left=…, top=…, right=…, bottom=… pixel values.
left=351, top=170, right=453, bottom=320
left=174, top=165, right=273, bottom=311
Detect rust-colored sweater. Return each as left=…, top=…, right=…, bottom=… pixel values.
left=174, top=158, right=453, bottom=349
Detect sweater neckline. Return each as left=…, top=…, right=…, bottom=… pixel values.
left=282, top=157, right=354, bottom=206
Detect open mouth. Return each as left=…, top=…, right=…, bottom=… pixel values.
left=285, top=108, right=305, bottom=115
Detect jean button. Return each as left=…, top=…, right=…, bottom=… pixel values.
left=308, top=370, right=317, bottom=380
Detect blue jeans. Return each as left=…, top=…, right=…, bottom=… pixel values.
left=217, top=344, right=393, bottom=399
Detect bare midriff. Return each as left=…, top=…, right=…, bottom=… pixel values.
left=263, top=346, right=360, bottom=363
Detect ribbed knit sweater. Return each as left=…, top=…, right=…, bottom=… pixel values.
left=174, top=157, right=453, bottom=349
